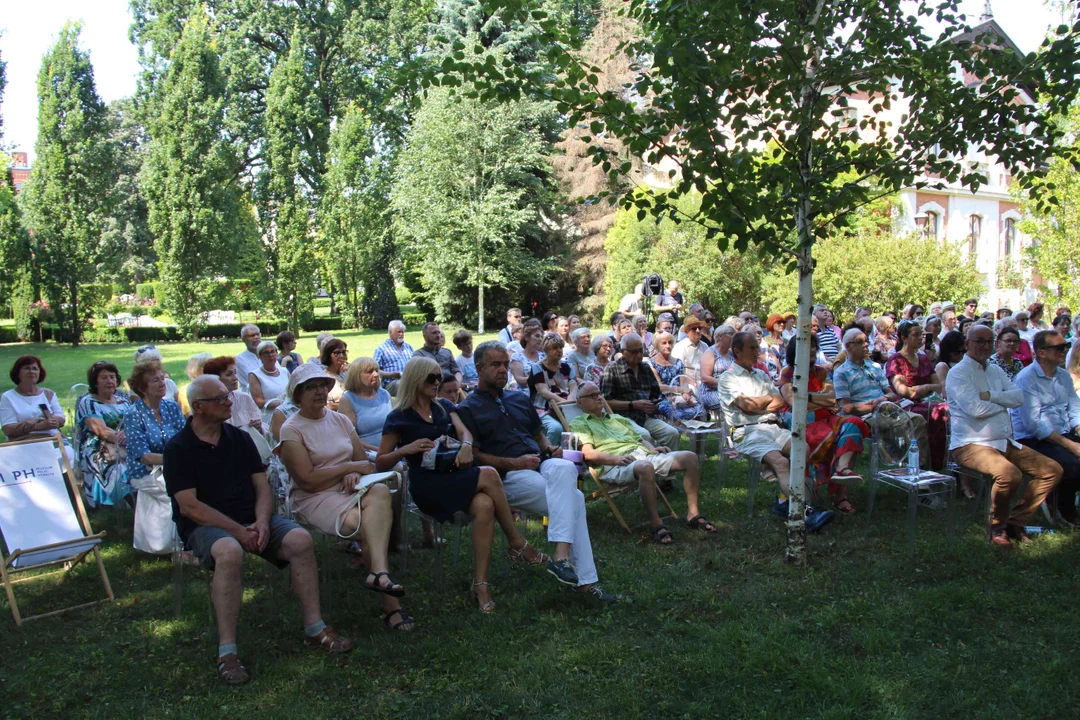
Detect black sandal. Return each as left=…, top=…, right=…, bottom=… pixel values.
left=381, top=607, right=416, bottom=631
left=648, top=525, right=674, bottom=544
left=364, top=571, right=406, bottom=597
left=686, top=515, right=718, bottom=533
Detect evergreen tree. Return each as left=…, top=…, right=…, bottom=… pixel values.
left=319, top=105, right=400, bottom=329
left=21, top=23, right=114, bottom=345
left=142, top=10, right=249, bottom=339
left=100, top=98, right=155, bottom=288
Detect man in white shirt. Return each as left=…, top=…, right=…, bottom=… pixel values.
left=234, top=325, right=262, bottom=393
left=1011, top=329, right=1080, bottom=524
left=717, top=332, right=834, bottom=532
left=618, top=284, right=644, bottom=314
left=946, top=325, right=1062, bottom=546
left=497, top=308, right=522, bottom=345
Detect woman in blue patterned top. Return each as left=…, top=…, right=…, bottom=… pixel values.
left=76, top=361, right=131, bottom=507
left=124, top=361, right=186, bottom=484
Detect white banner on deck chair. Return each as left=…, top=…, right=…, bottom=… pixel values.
left=0, top=441, right=97, bottom=567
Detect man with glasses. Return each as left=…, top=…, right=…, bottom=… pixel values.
left=718, top=331, right=834, bottom=532
left=571, top=381, right=713, bottom=543
left=600, top=334, right=682, bottom=451
left=165, top=375, right=352, bottom=685
left=235, top=324, right=262, bottom=392
left=947, top=326, right=1062, bottom=546
left=498, top=308, right=522, bottom=345
left=672, top=318, right=709, bottom=382
left=413, top=322, right=462, bottom=386
left=1010, top=329, right=1080, bottom=524
left=834, top=328, right=930, bottom=468
left=457, top=342, right=615, bottom=602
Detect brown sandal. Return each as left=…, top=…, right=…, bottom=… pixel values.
left=217, top=653, right=250, bottom=685
left=304, top=626, right=354, bottom=654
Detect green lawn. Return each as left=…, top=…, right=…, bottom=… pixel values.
left=0, top=326, right=497, bottom=417
left=1, top=452, right=1077, bottom=718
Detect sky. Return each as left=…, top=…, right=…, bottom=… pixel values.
left=0, top=0, right=1070, bottom=161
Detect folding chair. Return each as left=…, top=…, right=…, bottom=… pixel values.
left=66, top=383, right=90, bottom=488
left=705, top=406, right=764, bottom=517
left=550, top=399, right=677, bottom=534
left=0, top=436, right=115, bottom=626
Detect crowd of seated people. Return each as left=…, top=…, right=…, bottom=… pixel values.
left=19, top=291, right=1080, bottom=686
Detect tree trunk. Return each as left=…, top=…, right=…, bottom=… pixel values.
left=477, top=252, right=485, bottom=334
left=70, top=280, right=80, bottom=347
left=785, top=239, right=813, bottom=564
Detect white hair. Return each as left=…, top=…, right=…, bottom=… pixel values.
left=133, top=344, right=163, bottom=364
left=842, top=328, right=865, bottom=346
left=388, top=320, right=405, bottom=333
left=186, top=374, right=223, bottom=407
left=570, top=327, right=590, bottom=342
left=315, top=332, right=334, bottom=350
left=240, top=324, right=260, bottom=338
left=256, top=340, right=278, bottom=356
left=620, top=332, right=643, bottom=349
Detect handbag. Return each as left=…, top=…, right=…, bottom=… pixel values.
left=334, top=471, right=400, bottom=538
left=422, top=435, right=462, bottom=473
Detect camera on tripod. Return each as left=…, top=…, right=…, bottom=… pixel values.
left=642, top=273, right=664, bottom=298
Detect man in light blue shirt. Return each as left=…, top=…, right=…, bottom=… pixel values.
left=373, top=320, right=414, bottom=394
left=1011, top=329, right=1080, bottom=524
left=497, top=308, right=522, bottom=345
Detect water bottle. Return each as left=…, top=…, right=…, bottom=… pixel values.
left=906, top=438, right=920, bottom=480
left=1024, top=526, right=1054, bottom=536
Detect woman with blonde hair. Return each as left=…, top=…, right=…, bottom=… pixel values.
left=339, top=357, right=393, bottom=453
left=1068, top=339, right=1080, bottom=394
left=376, top=357, right=553, bottom=613
left=871, top=316, right=895, bottom=362
left=178, top=353, right=212, bottom=416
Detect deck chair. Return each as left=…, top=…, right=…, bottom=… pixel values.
left=0, top=436, right=114, bottom=625
left=550, top=399, right=677, bottom=534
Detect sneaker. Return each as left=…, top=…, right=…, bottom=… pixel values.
left=771, top=499, right=789, bottom=517
left=805, top=505, right=835, bottom=534
left=546, top=558, right=579, bottom=586
left=576, top=583, right=618, bottom=603
left=918, top=495, right=944, bottom=510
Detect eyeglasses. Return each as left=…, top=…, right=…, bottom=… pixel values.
left=970, top=338, right=994, bottom=346
left=196, top=391, right=234, bottom=405
left=425, top=373, right=442, bottom=385
left=577, top=392, right=602, bottom=400
left=332, top=349, right=348, bottom=356
left=846, top=340, right=869, bottom=347
left=1042, top=343, right=1070, bottom=353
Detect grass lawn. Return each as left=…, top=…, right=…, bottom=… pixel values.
left=0, top=327, right=498, bottom=418
left=1, top=450, right=1078, bottom=718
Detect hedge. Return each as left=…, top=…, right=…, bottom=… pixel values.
left=135, top=282, right=162, bottom=300
left=41, top=321, right=289, bottom=345
left=314, top=298, right=333, bottom=309
left=402, top=312, right=427, bottom=327
left=0, top=327, right=20, bottom=344
left=302, top=317, right=343, bottom=332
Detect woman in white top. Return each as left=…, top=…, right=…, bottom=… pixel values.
left=200, top=356, right=266, bottom=435
left=0, top=355, right=73, bottom=466
left=248, top=340, right=289, bottom=425
left=509, top=325, right=545, bottom=389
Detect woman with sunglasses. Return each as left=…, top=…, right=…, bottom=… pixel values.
left=280, top=364, right=413, bottom=630
left=319, top=339, right=349, bottom=411
left=377, top=357, right=551, bottom=614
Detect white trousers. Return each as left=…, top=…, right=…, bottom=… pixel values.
left=504, top=458, right=598, bottom=586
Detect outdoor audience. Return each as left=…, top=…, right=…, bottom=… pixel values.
left=599, top=333, right=682, bottom=450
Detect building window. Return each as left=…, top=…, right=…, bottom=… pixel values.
left=1004, top=217, right=1016, bottom=256
left=924, top=211, right=939, bottom=241
left=968, top=215, right=982, bottom=255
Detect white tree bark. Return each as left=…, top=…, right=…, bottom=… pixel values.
left=786, top=240, right=813, bottom=564
left=477, top=254, right=486, bottom=334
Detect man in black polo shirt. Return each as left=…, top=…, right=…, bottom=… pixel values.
left=165, top=375, right=352, bottom=686
left=457, top=341, right=615, bottom=603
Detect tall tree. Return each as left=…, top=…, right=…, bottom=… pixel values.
left=22, top=23, right=113, bottom=346
left=100, top=98, right=155, bottom=288
left=263, top=28, right=321, bottom=331
left=435, top=0, right=1080, bottom=560
left=142, top=10, right=249, bottom=338
left=391, top=85, right=556, bottom=330
left=319, top=105, right=400, bottom=328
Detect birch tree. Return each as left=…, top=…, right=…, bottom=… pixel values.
left=429, top=0, right=1080, bottom=561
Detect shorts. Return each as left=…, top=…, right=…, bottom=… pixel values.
left=186, top=514, right=302, bottom=570
left=598, top=448, right=678, bottom=485
left=733, top=423, right=792, bottom=462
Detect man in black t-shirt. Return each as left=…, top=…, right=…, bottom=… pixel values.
left=165, top=376, right=353, bottom=685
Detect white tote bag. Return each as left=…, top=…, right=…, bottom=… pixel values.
left=131, top=467, right=174, bottom=555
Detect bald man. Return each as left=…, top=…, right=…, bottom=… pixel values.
left=599, top=333, right=682, bottom=450
left=165, top=375, right=352, bottom=684
left=946, top=325, right=1062, bottom=546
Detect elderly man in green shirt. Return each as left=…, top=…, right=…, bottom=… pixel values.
left=570, top=382, right=714, bottom=544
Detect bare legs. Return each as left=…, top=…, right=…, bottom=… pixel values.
left=632, top=460, right=663, bottom=527
left=669, top=451, right=702, bottom=520
left=339, top=484, right=409, bottom=621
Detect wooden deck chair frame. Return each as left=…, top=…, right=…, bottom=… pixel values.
left=550, top=400, right=676, bottom=534
left=0, top=436, right=115, bottom=626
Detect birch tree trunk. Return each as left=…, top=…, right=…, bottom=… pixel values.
left=785, top=239, right=813, bottom=564
left=477, top=250, right=486, bottom=334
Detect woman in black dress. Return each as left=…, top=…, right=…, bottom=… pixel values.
left=377, top=357, right=548, bottom=613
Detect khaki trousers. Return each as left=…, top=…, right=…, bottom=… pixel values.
left=951, top=443, right=1062, bottom=532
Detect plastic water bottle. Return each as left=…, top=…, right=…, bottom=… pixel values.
left=907, top=438, right=920, bottom=480
left=1024, top=526, right=1054, bottom=536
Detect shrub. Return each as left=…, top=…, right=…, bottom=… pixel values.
left=78, top=283, right=114, bottom=318
left=402, top=312, right=427, bottom=327
left=314, top=297, right=333, bottom=309
left=0, top=327, right=20, bottom=344
left=148, top=306, right=166, bottom=318
left=395, top=286, right=414, bottom=306
left=301, top=317, right=343, bottom=332
left=135, top=282, right=157, bottom=300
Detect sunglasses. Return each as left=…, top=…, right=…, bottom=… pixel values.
left=1042, top=343, right=1071, bottom=353
left=425, top=373, right=442, bottom=385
